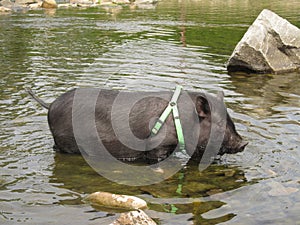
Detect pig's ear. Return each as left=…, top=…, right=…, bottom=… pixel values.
left=196, top=96, right=210, bottom=118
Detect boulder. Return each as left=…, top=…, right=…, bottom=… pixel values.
left=110, top=210, right=157, bottom=225
left=41, top=0, right=57, bottom=8
left=227, top=9, right=300, bottom=74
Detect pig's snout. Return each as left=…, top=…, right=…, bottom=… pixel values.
left=219, top=140, right=248, bottom=155
left=239, top=141, right=248, bottom=151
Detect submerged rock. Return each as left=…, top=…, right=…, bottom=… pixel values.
left=41, top=0, right=57, bottom=8
left=227, top=9, right=300, bottom=74
left=110, top=210, right=157, bottom=225
left=84, top=191, right=148, bottom=210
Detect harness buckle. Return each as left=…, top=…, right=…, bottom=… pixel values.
left=170, top=102, right=176, bottom=107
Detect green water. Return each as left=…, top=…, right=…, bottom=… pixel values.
left=0, top=0, right=300, bottom=224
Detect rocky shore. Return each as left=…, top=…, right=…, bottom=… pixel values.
left=0, top=0, right=158, bottom=13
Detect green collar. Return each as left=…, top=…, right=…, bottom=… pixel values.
left=151, top=85, right=185, bottom=152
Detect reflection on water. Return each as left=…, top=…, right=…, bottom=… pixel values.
left=0, top=0, right=300, bottom=224
left=51, top=153, right=249, bottom=224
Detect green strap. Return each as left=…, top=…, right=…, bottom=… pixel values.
left=150, top=85, right=185, bottom=152
left=172, top=105, right=185, bottom=151
left=170, top=85, right=182, bottom=104
left=150, top=104, right=172, bottom=135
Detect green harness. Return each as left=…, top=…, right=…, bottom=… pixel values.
left=150, top=85, right=186, bottom=152
left=151, top=85, right=187, bottom=199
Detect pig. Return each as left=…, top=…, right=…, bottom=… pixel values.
left=27, top=88, right=248, bottom=163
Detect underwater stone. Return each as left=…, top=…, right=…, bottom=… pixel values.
left=227, top=9, right=300, bottom=74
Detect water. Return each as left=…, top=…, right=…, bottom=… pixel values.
left=0, top=0, right=300, bottom=224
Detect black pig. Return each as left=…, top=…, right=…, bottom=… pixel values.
left=28, top=88, right=247, bottom=163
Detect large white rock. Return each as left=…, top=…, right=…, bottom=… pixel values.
left=227, top=9, right=300, bottom=74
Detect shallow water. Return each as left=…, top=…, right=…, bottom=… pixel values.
left=0, top=0, right=300, bottom=224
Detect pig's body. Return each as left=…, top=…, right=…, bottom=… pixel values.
left=28, top=88, right=247, bottom=163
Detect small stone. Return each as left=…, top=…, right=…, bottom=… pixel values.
left=0, top=0, right=13, bottom=7
left=28, top=2, right=42, bottom=9
left=112, top=0, right=130, bottom=4
left=110, top=210, right=157, bottom=225
left=84, top=191, right=148, bottom=210
left=134, top=0, right=158, bottom=4
left=206, top=188, right=223, bottom=195
left=69, top=0, right=94, bottom=4
left=0, top=6, right=12, bottom=12
left=41, top=0, right=57, bottom=8
left=224, top=169, right=235, bottom=177
left=15, top=0, right=38, bottom=5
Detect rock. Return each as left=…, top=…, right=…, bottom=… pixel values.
left=28, top=2, right=42, bottom=9
left=134, top=0, right=157, bottom=4
left=57, top=3, right=78, bottom=8
left=0, top=0, right=13, bottom=8
left=112, top=0, right=130, bottom=4
left=100, top=0, right=114, bottom=5
left=41, top=0, right=57, bottom=8
left=131, top=0, right=158, bottom=9
left=15, top=0, right=38, bottom=5
left=227, top=9, right=300, bottom=74
left=84, top=191, right=148, bottom=210
left=110, top=210, right=157, bottom=225
left=0, top=5, right=11, bottom=12
left=69, top=0, right=94, bottom=4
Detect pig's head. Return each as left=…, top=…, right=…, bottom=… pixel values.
left=194, top=92, right=248, bottom=157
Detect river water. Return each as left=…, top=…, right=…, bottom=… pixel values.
left=0, top=0, right=300, bottom=224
